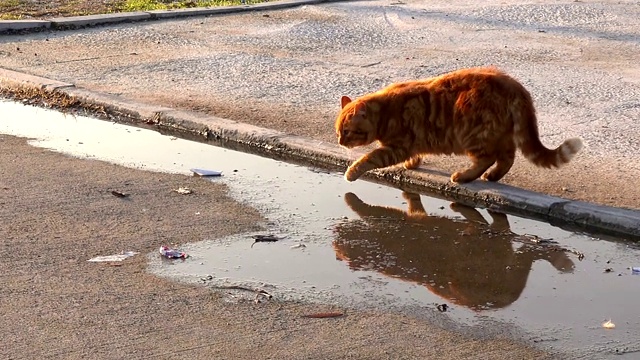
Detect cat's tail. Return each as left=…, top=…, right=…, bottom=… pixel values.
left=513, top=98, right=583, bottom=169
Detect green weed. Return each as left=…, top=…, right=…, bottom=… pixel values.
left=120, top=0, right=266, bottom=12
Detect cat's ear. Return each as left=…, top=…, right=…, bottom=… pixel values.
left=341, top=96, right=352, bottom=109
left=354, top=101, right=366, bottom=115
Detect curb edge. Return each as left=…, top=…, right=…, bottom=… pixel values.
left=1, top=68, right=639, bottom=240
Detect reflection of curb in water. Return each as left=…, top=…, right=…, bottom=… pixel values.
left=333, top=191, right=576, bottom=310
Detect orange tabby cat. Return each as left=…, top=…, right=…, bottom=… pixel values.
left=335, top=66, right=583, bottom=183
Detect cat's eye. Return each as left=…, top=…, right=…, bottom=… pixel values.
left=344, top=130, right=365, bottom=137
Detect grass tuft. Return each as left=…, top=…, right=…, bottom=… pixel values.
left=120, top=0, right=265, bottom=12
left=0, top=0, right=267, bottom=20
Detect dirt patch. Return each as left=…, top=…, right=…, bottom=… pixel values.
left=0, top=0, right=122, bottom=19
left=0, top=84, right=111, bottom=113
left=0, top=134, right=556, bottom=359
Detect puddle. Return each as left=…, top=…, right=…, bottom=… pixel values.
left=2, top=100, right=640, bottom=358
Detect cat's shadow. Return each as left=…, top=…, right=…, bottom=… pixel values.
left=332, top=190, right=575, bottom=311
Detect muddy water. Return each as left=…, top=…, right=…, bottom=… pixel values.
left=1, top=100, right=639, bottom=358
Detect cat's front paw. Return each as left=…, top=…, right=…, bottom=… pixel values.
left=344, top=166, right=361, bottom=182
left=403, top=157, right=421, bottom=170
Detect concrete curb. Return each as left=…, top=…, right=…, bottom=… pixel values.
left=0, top=0, right=340, bottom=33
left=1, top=68, right=639, bottom=240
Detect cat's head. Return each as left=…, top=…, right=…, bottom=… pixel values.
left=335, top=96, right=376, bottom=148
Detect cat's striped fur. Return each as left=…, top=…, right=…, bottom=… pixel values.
left=335, top=66, right=583, bottom=183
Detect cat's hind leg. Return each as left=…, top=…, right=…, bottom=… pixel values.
left=482, top=141, right=516, bottom=182
left=451, top=154, right=496, bottom=183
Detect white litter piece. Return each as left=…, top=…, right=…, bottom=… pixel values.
left=88, top=251, right=139, bottom=262
left=174, top=187, right=193, bottom=194
left=290, top=243, right=307, bottom=249
left=190, top=168, right=222, bottom=177
left=602, top=319, right=616, bottom=329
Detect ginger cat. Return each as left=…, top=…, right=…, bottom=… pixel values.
left=335, top=67, right=583, bottom=183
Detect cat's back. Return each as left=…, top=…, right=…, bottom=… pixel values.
left=361, top=67, right=526, bottom=111
left=369, top=67, right=519, bottom=97
left=367, top=79, right=432, bottom=105
left=427, top=66, right=526, bottom=95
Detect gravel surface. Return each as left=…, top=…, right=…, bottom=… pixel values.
left=0, top=0, right=638, bottom=208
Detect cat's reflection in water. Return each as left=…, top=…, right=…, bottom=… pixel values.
left=333, top=191, right=575, bottom=310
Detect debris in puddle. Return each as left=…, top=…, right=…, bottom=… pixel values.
left=531, top=337, right=559, bottom=343
left=190, top=168, right=223, bottom=177
left=437, top=303, right=449, bottom=312
left=255, top=289, right=272, bottom=303
left=212, top=285, right=273, bottom=302
left=602, top=319, right=616, bottom=329
left=631, top=267, right=640, bottom=275
left=88, top=251, right=138, bottom=262
left=290, top=243, right=306, bottom=249
left=159, top=245, right=188, bottom=259
left=513, top=233, right=584, bottom=261
left=110, top=190, right=128, bottom=198
left=251, top=234, right=281, bottom=248
left=517, top=233, right=558, bottom=245
left=173, top=187, right=193, bottom=195
left=301, top=312, right=344, bottom=319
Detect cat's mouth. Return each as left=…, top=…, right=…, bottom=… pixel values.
left=339, top=141, right=360, bottom=149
